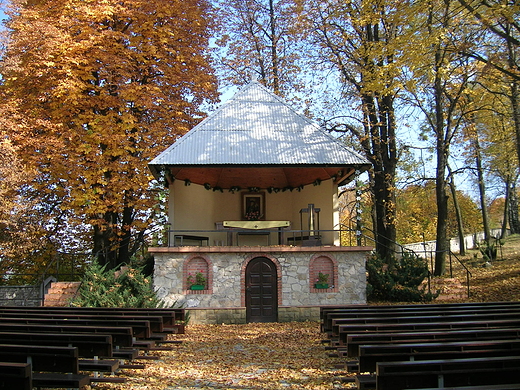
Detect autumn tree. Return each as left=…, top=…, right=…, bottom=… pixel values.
left=0, top=102, right=64, bottom=283
left=303, top=0, right=419, bottom=262
left=0, top=134, right=39, bottom=279
left=474, top=80, right=520, bottom=236
left=403, top=0, right=485, bottom=275
left=1, top=0, right=219, bottom=269
left=395, top=182, right=482, bottom=245
left=456, top=0, right=520, bottom=167
left=214, top=0, right=304, bottom=97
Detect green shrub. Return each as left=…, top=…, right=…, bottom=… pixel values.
left=477, top=241, right=497, bottom=261
left=70, top=261, right=166, bottom=308
left=367, top=251, right=437, bottom=302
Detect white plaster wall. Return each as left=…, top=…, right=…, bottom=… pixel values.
left=168, top=179, right=339, bottom=245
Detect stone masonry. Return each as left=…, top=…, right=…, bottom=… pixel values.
left=151, top=246, right=369, bottom=324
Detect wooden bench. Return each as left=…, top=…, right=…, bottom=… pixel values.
left=0, top=322, right=135, bottom=347
left=358, top=338, right=520, bottom=372
left=321, top=302, right=520, bottom=389
left=173, top=234, right=209, bottom=246
left=320, top=301, right=520, bottom=317
left=0, top=362, right=31, bottom=390
left=0, top=317, right=154, bottom=339
left=322, top=303, right=520, bottom=333
left=0, top=344, right=91, bottom=389
left=408, top=384, right=520, bottom=390
left=336, top=318, right=520, bottom=347
left=0, top=312, right=166, bottom=332
left=331, top=310, right=520, bottom=337
left=0, top=306, right=185, bottom=332
left=0, top=342, right=120, bottom=374
left=79, top=358, right=120, bottom=374
left=0, top=331, right=114, bottom=358
left=344, top=327, right=520, bottom=357
left=376, top=356, right=520, bottom=390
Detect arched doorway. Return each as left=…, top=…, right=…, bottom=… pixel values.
left=245, top=257, right=278, bottom=323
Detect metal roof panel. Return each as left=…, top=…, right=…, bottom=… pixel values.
left=150, top=81, right=369, bottom=167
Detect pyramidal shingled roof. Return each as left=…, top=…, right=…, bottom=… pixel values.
left=149, top=81, right=370, bottom=167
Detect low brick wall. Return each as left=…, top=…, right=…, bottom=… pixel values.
left=0, top=286, right=41, bottom=306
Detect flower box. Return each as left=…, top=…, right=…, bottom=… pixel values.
left=190, top=284, right=205, bottom=290
left=314, top=283, right=329, bottom=289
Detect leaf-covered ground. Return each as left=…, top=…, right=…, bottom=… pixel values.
left=94, top=235, right=520, bottom=389
left=95, top=321, right=349, bottom=390
left=448, top=234, right=520, bottom=302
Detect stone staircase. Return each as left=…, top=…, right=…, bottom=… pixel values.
left=43, top=282, right=81, bottom=307
left=430, top=277, right=468, bottom=301
left=424, top=277, right=468, bottom=301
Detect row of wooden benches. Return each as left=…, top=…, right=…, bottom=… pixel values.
left=0, top=305, right=185, bottom=389
left=320, top=301, right=520, bottom=390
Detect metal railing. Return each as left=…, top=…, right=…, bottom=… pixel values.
left=0, top=253, right=91, bottom=306
left=164, top=226, right=371, bottom=247
left=410, top=247, right=472, bottom=298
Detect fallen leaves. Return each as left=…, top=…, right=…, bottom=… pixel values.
left=94, top=321, right=350, bottom=389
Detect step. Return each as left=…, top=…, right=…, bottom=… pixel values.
left=44, top=282, right=81, bottom=307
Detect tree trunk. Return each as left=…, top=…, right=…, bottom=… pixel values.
left=501, top=175, right=511, bottom=239
left=93, top=208, right=135, bottom=270
left=448, top=166, right=465, bottom=255
left=361, top=91, right=397, bottom=264
left=434, top=46, right=448, bottom=276
left=509, top=180, right=520, bottom=234
left=473, top=132, right=491, bottom=244
left=268, top=0, right=280, bottom=95
left=506, top=26, right=520, bottom=170
left=435, top=155, right=449, bottom=276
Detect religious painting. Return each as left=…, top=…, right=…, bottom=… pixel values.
left=242, top=192, right=265, bottom=221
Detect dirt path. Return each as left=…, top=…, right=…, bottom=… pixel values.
left=95, top=321, right=350, bottom=390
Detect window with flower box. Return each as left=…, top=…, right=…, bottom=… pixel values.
left=309, top=255, right=336, bottom=292
left=185, top=256, right=210, bottom=293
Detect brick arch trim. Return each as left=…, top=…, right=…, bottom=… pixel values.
left=240, top=254, right=282, bottom=306
left=183, top=254, right=213, bottom=293
left=309, top=254, right=338, bottom=292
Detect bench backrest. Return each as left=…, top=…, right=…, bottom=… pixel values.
left=337, top=318, right=520, bottom=344
left=0, top=362, right=32, bottom=390
left=0, top=317, right=152, bottom=338
left=0, top=344, right=78, bottom=374
left=323, top=304, right=520, bottom=333
left=376, top=356, right=520, bottom=390
left=359, top=338, right=520, bottom=372
left=345, top=327, right=520, bottom=357
left=0, top=322, right=134, bottom=347
left=0, top=331, right=113, bottom=358
left=0, top=313, right=164, bottom=333
left=0, top=306, right=184, bottom=325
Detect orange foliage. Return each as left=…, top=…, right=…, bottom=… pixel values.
left=1, top=0, right=219, bottom=267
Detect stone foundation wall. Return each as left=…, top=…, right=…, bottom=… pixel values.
left=187, top=306, right=322, bottom=324
left=152, top=246, right=369, bottom=323
left=0, top=286, right=41, bottom=306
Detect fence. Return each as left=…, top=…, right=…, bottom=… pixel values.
left=404, top=229, right=507, bottom=256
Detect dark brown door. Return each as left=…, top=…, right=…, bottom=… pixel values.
left=246, top=257, right=278, bottom=323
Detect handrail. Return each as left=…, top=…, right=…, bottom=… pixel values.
left=339, top=221, right=444, bottom=297
left=449, top=250, right=472, bottom=298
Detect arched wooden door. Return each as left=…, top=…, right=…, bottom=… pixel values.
left=245, top=257, right=278, bottom=323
